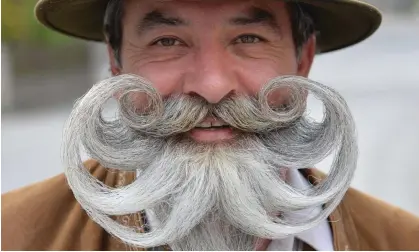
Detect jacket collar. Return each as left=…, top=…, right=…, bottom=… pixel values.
left=301, top=168, right=356, bottom=251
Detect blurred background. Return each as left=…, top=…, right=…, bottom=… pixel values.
left=2, top=1, right=419, bottom=215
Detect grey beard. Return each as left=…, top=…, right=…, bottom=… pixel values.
left=62, top=74, right=358, bottom=250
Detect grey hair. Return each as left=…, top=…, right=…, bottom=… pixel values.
left=62, top=74, right=357, bottom=250
left=103, top=0, right=315, bottom=67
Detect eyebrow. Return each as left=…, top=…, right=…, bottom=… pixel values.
left=136, top=7, right=281, bottom=36
left=229, top=7, right=281, bottom=34
left=137, top=10, right=188, bottom=34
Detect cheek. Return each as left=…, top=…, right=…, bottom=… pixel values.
left=121, top=57, right=187, bottom=97
left=266, top=88, right=292, bottom=107
left=233, top=57, right=298, bottom=105
left=119, top=50, right=188, bottom=110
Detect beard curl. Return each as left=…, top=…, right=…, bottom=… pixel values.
left=62, top=74, right=357, bottom=250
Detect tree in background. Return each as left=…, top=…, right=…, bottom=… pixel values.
left=2, top=0, right=72, bottom=46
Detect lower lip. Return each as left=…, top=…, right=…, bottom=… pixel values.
left=188, top=127, right=235, bottom=142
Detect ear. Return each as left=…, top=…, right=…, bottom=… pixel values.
left=107, top=44, right=121, bottom=76
left=107, top=44, right=123, bottom=100
left=296, top=35, right=316, bottom=77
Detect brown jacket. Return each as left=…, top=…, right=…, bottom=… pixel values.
left=2, top=160, right=419, bottom=251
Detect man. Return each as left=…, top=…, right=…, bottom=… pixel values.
left=2, top=0, right=419, bottom=250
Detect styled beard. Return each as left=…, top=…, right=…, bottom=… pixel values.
left=62, top=74, right=357, bottom=250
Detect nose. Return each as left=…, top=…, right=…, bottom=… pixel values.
left=182, top=46, right=239, bottom=104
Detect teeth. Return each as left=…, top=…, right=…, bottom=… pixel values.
left=196, top=121, right=229, bottom=128
left=211, top=121, right=226, bottom=127
left=196, top=122, right=212, bottom=128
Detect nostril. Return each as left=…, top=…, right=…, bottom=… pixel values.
left=193, top=90, right=237, bottom=104
left=186, top=91, right=202, bottom=99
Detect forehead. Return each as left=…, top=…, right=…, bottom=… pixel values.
left=123, top=0, right=289, bottom=22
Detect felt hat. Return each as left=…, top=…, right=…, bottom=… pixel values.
left=34, top=0, right=382, bottom=53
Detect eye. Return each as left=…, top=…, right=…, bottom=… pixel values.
left=152, top=37, right=183, bottom=47
left=234, top=34, right=264, bottom=44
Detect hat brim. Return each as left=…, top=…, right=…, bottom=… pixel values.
left=35, top=0, right=382, bottom=53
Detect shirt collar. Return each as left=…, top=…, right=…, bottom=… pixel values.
left=267, top=169, right=334, bottom=251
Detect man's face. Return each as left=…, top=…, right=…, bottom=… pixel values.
left=110, top=0, right=315, bottom=142
left=63, top=0, right=355, bottom=250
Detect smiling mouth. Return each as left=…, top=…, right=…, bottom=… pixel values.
left=195, top=125, right=232, bottom=130
left=188, top=117, right=235, bottom=142
left=195, top=126, right=231, bottom=131
left=194, top=120, right=230, bottom=129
